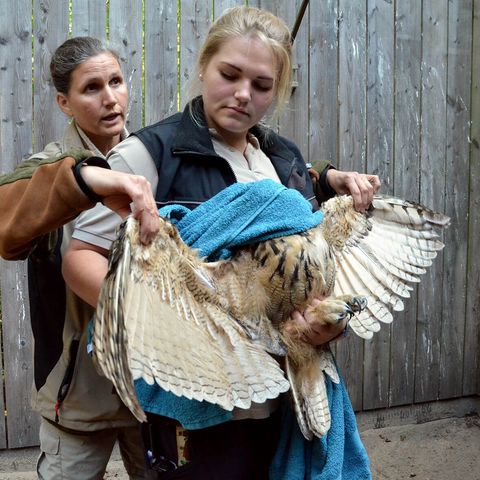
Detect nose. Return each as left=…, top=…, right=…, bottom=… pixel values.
left=102, top=86, right=117, bottom=106
left=234, top=80, right=251, bottom=103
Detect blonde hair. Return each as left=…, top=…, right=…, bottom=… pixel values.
left=190, top=6, right=293, bottom=123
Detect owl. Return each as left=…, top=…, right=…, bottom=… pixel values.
left=93, top=194, right=449, bottom=439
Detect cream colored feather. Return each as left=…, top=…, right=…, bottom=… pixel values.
left=93, top=194, right=449, bottom=438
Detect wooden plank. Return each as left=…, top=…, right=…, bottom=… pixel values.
left=308, top=0, right=338, bottom=165
left=362, top=0, right=395, bottom=411
left=1, top=261, right=40, bottom=448
left=356, top=396, right=480, bottom=431
left=335, top=0, right=368, bottom=411
left=389, top=0, right=422, bottom=407
left=71, top=0, right=107, bottom=39
left=438, top=0, right=472, bottom=400
left=179, top=1, right=212, bottom=107
left=214, top=0, right=243, bottom=19
left=465, top=0, right=480, bottom=397
left=414, top=0, right=448, bottom=404
left=144, top=0, right=179, bottom=124
left=258, top=1, right=307, bottom=145
left=33, top=0, right=69, bottom=152
left=109, top=0, right=143, bottom=131
left=0, top=0, right=39, bottom=449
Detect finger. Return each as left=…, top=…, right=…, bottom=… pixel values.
left=367, top=174, right=381, bottom=193
left=137, top=206, right=160, bottom=245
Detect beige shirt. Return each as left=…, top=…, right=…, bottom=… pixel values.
left=210, top=129, right=282, bottom=185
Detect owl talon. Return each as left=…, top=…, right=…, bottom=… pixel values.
left=337, top=304, right=354, bottom=323
left=350, top=296, right=368, bottom=313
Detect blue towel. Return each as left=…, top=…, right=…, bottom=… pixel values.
left=269, top=377, right=371, bottom=479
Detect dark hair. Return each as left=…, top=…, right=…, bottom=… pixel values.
left=50, top=36, right=120, bottom=94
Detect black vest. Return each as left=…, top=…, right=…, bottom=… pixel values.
left=133, top=99, right=318, bottom=211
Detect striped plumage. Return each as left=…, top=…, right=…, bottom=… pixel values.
left=93, top=195, right=449, bottom=439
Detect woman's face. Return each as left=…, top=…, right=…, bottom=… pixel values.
left=56, top=53, right=128, bottom=153
left=200, top=35, right=276, bottom=150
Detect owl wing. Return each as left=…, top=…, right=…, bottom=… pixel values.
left=323, top=195, right=450, bottom=339
left=93, top=216, right=290, bottom=422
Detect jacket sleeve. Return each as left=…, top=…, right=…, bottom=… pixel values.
left=0, top=151, right=95, bottom=260
left=309, top=159, right=337, bottom=205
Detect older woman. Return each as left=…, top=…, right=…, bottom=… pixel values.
left=8, top=37, right=157, bottom=479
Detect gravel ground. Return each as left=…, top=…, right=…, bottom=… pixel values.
left=0, top=414, right=479, bottom=479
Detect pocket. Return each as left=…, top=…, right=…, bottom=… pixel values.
left=39, top=420, right=60, bottom=455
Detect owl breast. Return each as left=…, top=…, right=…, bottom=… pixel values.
left=250, top=227, right=333, bottom=323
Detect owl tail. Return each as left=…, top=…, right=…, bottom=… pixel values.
left=285, top=346, right=340, bottom=439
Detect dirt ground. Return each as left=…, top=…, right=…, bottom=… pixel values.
left=0, top=414, right=478, bottom=479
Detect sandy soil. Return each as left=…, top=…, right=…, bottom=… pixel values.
left=0, top=414, right=478, bottom=479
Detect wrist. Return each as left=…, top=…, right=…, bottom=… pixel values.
left=73, top=157, right=111, bottom=204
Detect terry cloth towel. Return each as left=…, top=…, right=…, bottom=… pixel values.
left=269, top=376, right=371, bottom=480
left=135, top=179, right=324, bottom=429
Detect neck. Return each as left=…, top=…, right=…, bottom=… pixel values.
left=95, top=135, right=120, bottom=156
left=217, top=129, right=248, bottom=153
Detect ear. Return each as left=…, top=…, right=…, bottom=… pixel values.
left=56, top=93, right=73, bottom=117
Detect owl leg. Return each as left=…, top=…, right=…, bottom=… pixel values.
left=303, top=294, right=367, bottom=326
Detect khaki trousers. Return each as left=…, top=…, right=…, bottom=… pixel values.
left=37, top=417, right=150, bottom=480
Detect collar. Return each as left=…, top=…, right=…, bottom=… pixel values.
left=62, top=121, right=128, bottom=159
left=171, top=97, right=295, bottom=163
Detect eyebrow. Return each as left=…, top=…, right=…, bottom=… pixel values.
left=218, top=61, right=274, bottom=81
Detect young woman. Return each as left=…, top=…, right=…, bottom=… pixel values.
left=64, top=8, right=378, bottom=479
left=19, top=37, right=156, bottom=479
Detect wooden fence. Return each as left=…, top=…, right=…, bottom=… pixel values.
left=0, top=0, right=478, bottom=449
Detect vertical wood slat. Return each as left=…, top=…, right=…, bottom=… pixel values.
left=179, top=1, right=212, bottom=107
left=144, top=0, right=178, bottom=124
left=308, top=0, right=338, bottom=165
left=464, top=0, right=480, bottom=397
left=71, top=0, right=107, bottom=39
left=258, top=0, right=308, bottom=146
left=438, top=0, right=472, bottom=400
left=389, top=0, right=422, bottom=407
left=415, top=0, right=448, bottom=404
left=0, top=0, right=39, bottom=448
left=33, top=0, right=69, bottom=152
left=335, top=0, right=368, bottom=411
left=109, top=0, right=143, bottom=132
left=362, top=0, right=395, bottom=411
left=214, top=0, right=243, bottom=18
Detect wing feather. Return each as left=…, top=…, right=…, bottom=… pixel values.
left=322, top=195, right=449, bottom=340
left=93, top=216, right=290, bottom=422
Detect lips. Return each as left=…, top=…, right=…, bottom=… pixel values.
left=101, top=112, right=122, bottom=122
left=227, top=106, right=249, bottom=116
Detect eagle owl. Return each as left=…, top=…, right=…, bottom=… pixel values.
left=93, top=194, right=449, bottom=439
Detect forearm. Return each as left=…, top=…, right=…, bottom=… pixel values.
left=0, top=153, right=94, bottom=260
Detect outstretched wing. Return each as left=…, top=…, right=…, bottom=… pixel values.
left=321, top=195, right=450, bottom=339
left=93, top=216, right=290, bottom=422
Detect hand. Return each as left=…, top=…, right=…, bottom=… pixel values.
left=80, top=166, right=160, bottom=244
left=326, top=169, right=381, bottom=212
left=284, top=298, right=348, bottom=346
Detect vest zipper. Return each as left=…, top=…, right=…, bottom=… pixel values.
left=54, top=339, right=80, bottom=422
